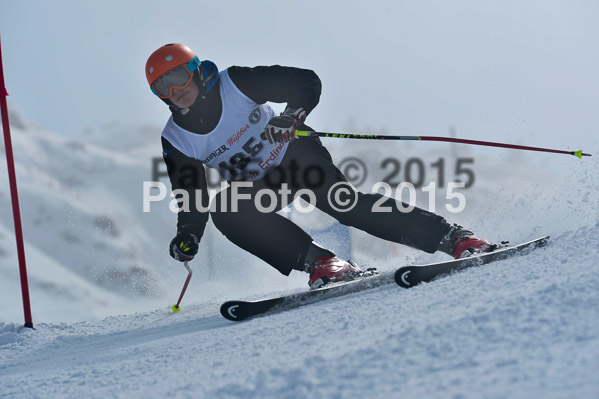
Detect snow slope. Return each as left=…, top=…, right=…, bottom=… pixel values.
left=1, top=225, right=598, bottom=398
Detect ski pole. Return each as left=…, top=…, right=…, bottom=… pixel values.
left=172, top=261, right=193, bottom=313
left=295, top=131, right=592, bottom=158
left=1, top=35, right=34, bottom=329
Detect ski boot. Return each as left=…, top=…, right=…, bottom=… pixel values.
left=307, top=256, right=365, bottom=289
left=441, top=225, right=496, bottom=259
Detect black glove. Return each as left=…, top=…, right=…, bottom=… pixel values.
left=169, top=225, right=200, bottom=262
left=260, top=106, right=307, bottom=145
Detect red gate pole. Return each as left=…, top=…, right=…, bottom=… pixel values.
left=0, top=35, right=33, bottom=329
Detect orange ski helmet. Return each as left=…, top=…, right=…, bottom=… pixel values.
left=146, top=44, right=196, bottom=84
left=146, top=43, right=201, bottom=99
left=146, top=43, right=218, bottom=100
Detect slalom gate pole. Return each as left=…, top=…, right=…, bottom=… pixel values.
left=296, top=131, right=592, bottom=158
left=0, top=36, right=33, bottom=328
left=172, top=262, right=193, bottom=312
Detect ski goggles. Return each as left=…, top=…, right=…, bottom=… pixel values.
left=150, top=56, right=201, bottom=98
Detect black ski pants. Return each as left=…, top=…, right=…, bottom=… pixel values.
left=210, top=136, right=450, bottom=275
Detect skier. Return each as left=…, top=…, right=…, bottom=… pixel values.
left=146, top=43, right=494, bottom=288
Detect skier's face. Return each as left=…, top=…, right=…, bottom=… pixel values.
left=170, top=79, right=200, bottom=108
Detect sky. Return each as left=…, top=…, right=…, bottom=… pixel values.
left=1, top=0, right=598, bottom=153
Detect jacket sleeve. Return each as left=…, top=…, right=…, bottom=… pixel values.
left=161, top=136, right=210, bottom=239
left=227, top=65, right=322, bottom=115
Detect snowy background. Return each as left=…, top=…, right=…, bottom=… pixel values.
left=1, top=1, right=599, bottom=398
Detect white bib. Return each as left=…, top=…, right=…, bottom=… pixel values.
left=161, top=69, right=286, bottom=181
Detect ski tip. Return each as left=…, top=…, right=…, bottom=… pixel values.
left=394, top=267, right=417, bottom=289
left=220, top=301, right=245, bottom=322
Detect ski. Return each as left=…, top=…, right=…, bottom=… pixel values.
left=394, top=236, right=549, bottom=288
left=220, top=271, right=396, bottom=322
left=220, top=236, right=549, bottom=321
